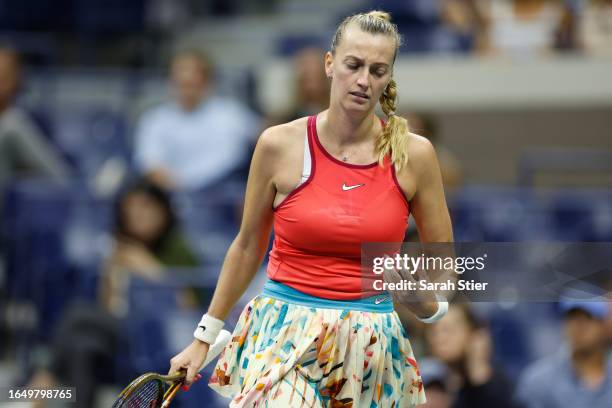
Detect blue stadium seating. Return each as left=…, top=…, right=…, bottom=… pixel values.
left=547, top=189, right=612, bottom=241
left=74, top=0, right=145, bottom=35
left=275, top=34, right=330, bottom=57
left=0, top=0, right=73, bottom=31
left=449, top=186, right=552, bottom=241
left=48, top=106, right=131, bottom=181
left=173, top=189, right=242, bottom=264
left=446, top=185, right=609, bottom=242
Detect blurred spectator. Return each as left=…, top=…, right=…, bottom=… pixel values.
left=0, top=46, right=70, bottom=193
left=419, top=358, right=453, bottom=408
left=425, top=304, right=517, bottom=408
left=100, top=178, right=199, bottom=316
left=134, top=49, right=260, bottom=191
left=371, top=0, right=485, bottom=53
left=441, top=0, right=490, bottom=53
left=515, top=300, right=612, bottom=408
left=28, top=178, right=199, bottom=407
left=407, top=112, right=463, bottom=190
left=555, top=0, right=580, bottom=50
left=478, top=0, right=568, bottom=58
left=272, top=47, right=329, bottom=124
left=578, top=0, right=612, bottom=56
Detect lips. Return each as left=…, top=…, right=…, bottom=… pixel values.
left=349, top=91, right=369, bottom=99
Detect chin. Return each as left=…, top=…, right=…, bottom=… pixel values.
left=343, top=101, right=373, bottom=115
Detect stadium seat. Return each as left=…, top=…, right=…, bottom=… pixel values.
left=48, top=106, right=131, bottom=181
left=547, top=189, right=612, bottom=241
left=275, top=34, right=329, bottom=57
left=449, top=185, right=554, bottom=241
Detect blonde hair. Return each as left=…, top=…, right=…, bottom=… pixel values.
left=331, top=10, right=410, bottom=171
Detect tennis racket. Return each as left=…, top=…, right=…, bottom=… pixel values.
left=112, top=329, right=232, bottom=408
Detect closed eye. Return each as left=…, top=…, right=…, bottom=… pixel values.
left=372, top=67, right=387, bottom=77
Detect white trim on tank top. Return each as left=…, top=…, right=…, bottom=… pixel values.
left=298, top=129, right=311, bottom=186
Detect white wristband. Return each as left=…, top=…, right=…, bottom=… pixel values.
left=416, top=294, right=449, bottom=324
left=194, top=313, right=225, bottom=345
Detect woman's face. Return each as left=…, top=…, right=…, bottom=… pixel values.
left=426, top=307, right=473, bottom=364
left=122, top=191, right=167, bottom=244
left=325, top=23, right=396, bottom=115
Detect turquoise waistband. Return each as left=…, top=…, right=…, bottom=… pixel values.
left=262, top=279, right=394, bottom=313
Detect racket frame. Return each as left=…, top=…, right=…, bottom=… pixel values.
left=115, top=371, right=183, bottom=405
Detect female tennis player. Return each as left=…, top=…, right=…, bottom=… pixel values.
left=168, top=10, right=453, bottom=407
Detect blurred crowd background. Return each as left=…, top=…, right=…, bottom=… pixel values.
left=1, top=0, right=612, bottom=407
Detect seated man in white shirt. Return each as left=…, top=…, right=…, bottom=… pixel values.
left=134, top=49, right=259, bottom=191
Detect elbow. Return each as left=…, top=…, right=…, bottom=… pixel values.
left=233, top=229, right=270, bottom=261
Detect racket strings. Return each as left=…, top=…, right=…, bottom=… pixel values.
left=112, top=379, right=163, bottom=408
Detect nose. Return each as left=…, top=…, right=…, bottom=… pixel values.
left=356, top=69, right=369, bottom=90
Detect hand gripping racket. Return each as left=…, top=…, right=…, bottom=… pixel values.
left=112, top=329, right=231, bottom=408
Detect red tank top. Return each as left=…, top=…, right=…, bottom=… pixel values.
left=267, top=115, right=410, bottom=300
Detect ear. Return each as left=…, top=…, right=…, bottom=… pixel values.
left=324, top=51, right=334, bottom=78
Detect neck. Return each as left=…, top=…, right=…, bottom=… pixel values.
left=179, top=90, right=207, bottom=112
left=572, top=347, right=606, bottom=387
left=323, top=104, right=376, bottom=146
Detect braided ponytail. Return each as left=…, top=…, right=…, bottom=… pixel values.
left=377, top=78, right=409, bottom=171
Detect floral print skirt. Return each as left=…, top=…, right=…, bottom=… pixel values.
left=208, top=280, right=426, bottom=407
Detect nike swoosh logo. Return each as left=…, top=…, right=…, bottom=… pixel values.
left=198, top=326, right=206, bottom=331
left=374, top=296, right=390, bottom=304
left=342, top=183, right=365, bottom=191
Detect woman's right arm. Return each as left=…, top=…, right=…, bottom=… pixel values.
left=168, top=126, right=284, bottom=383
left=205, top=126, right=281, bottom=320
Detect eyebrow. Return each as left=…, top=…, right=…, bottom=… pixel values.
left=343, top=55, right=389, bottom=68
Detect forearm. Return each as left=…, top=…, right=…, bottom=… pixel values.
left=206, top=234, right=268, bottom=320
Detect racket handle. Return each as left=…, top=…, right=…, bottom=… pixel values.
left=161, top=383, right=181, bottom=408
left=199, top=329, right=231, bottom=371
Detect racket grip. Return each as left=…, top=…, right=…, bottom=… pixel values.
left=161, top=383, right=181, bottom=408
left=199, top=329, right=231, bottom=371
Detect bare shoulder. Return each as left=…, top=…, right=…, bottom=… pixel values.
left=256, top=117, right=308, bottom=155
left=254, top=118, right=309, bottom=190
left=404, top=132, right=438, bottom=174
left=394, top=132, right=439, bottom=199
left=406, top=132, right=436, bottom=161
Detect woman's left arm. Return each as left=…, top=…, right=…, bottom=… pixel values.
left=394, top=135, right=454, bottom=319
left=403, top=135, right=453, bottom=243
